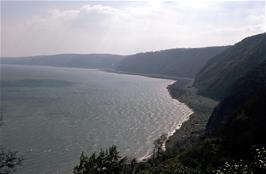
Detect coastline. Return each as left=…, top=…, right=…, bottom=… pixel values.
left=101, top=69, right=192, bottom=81
left=3, top=65, right=218, bottom=165
left=104, top=69, right=217, bottom=158
left=165, top=79, right=218, bottom=152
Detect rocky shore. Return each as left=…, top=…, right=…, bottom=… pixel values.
left=165, top=78, right=218, bottom=153
left=103, top=69, right=217, bottom=156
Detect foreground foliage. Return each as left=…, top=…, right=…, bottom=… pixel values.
left=73, top=145, right=266, bottom=174
left=215, top=147, right=266, bottom=174
left=0, top=147, right=23, bottom=174
left=73, top=145, right=136, bottom=174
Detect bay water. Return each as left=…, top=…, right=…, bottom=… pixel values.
left=0, top=65, right=192, bottom=174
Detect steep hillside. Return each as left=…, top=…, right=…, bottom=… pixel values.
left=194, top=33, right=266, bottom=100
left=116, top=46, right=228, bottom=78
left=159, top=33, right=266, bottom=172
left=0, top=54, right=125, bottom=69
left=127, top=61, right=266, bottom=173
left=206, top=61, right=266, bottom=154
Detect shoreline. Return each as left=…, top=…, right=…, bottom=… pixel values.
left=3, top=64, right=216, bottom=160
left=2, top=64, right=222, bottom=173
left=101, top=69, right=193, bottom=81
left=165, top=80, right=218, bottom=152
left=102, top=69, right=217, bottom=157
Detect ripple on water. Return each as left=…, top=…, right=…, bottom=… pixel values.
left=1, top=65, right=192, bottom=174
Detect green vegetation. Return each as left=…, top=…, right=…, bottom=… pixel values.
left=194, top=33, right=266, bottom=100
left=73, top=33, right=266, bottom=173
left=0, top=47, right=228, bottom=79
left=116, top=47, right=228, bottom=78
left=72, top=145, right=266, bottom=174
left=0, top=147, right=23, bottom=174
left=73, top=145, right=136, bottom=174
left=2, top=31, right=265, bottom=174
left=206, top=61, right=266, bottom=154
left=214, top=147, right=266, bottom=174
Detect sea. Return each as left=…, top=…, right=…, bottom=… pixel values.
left=0, top=64, right=192, bottom=174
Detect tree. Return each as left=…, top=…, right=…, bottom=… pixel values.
left=73, top=145, right=128, bottom=174
left=214, top=147, right=266, bottom=174
left=0, top=147, right=23, bottom=174
left=153, top=134, right=167, bottom=159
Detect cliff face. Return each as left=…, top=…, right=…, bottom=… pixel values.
left=206, top=60, right=266, bottom=154
left=171, top=34, right=266, bottom=172
left=194, top=33, right=266, bottom=100
left=197, top=33, right=266, bottom=155
left=116, top=46, right=228, bottom=78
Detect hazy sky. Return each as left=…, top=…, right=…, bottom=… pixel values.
left=1, top=0, right=265, bottom=57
